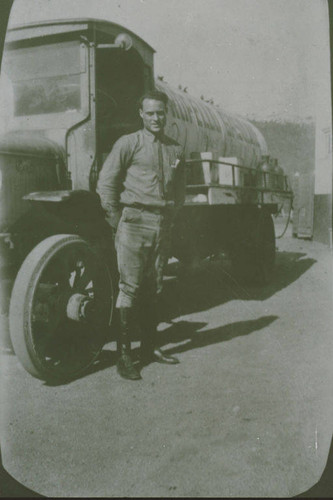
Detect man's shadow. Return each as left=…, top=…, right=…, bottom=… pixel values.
left=152, top=315, right=278, bottom=355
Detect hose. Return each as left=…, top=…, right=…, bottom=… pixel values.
left=275, top=200, right=293, bottom=239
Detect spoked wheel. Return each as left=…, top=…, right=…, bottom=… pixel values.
left=9, top=234, right=114, bottom=381
left=230, top=209, right=276, bottom=285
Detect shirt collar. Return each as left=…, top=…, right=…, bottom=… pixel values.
left=142, top=128, right=164, bottom=143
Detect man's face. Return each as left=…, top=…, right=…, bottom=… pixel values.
left=139, top=98, right=167, bottom=135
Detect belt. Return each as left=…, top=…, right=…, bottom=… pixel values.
left=123, top=204, right=174, bottom=215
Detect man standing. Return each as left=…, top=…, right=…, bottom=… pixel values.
left=97, top=90, right=186, bottom=380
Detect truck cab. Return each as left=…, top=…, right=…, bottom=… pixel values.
left=2, top=18, right=155, bottom=192
left=0, top=20, right=163, bottom=382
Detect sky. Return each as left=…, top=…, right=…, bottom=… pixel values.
left=2, top=0, right=331, bottom=122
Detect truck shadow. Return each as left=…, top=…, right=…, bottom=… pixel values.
left=161, top=250, right=316, bottom=321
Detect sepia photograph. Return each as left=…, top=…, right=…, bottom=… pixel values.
left=0, top=0, right=332, bottom=497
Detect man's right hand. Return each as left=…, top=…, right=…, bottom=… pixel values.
left=106, top=209, right=122, bottom=232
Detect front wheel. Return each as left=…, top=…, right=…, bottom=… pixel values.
left=9, top=234, right=114, bottom=381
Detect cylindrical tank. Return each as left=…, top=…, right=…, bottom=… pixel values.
left=272, top=158, right=285, bottom=190
left=258, top=154, right=271, bottom=189
left=156, top=80, right=268, bottom=170
left=269, top=158, right=277, bottom=189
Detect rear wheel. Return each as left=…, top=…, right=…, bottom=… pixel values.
left=230, top=209, right=275, bottom=285
left=9, top=234, right=114, bottom=381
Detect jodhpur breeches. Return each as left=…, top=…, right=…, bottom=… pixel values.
left=115, top=206, right=172, bottom=309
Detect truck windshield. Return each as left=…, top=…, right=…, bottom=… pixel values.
left=4, top=40, right=84, bottom=116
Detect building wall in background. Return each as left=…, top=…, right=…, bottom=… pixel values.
left=313, top=2, right=332, bottom=247
left=314, top=122, right=332, bottom=246
left=252, top=110, right=332, bottom=247
left=251, top=119, right=316, bottom=239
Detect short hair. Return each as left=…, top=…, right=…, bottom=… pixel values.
left=138, top=90, right=168, bottom=109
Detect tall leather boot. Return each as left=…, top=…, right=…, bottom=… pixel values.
left=117, top=307, right=141, bottom=380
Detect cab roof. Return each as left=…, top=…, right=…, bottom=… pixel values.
left=6, top=17, right=155, bottom=53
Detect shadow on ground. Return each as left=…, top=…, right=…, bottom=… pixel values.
left=43, top=349, right=118, bottom=387
left=161, top=250, right=316, bottom=321
left=44, top=315, right=278, bottom=386
left=2, top=248, right=315, bottom=387
left=154, top=315, right=278, bottom=355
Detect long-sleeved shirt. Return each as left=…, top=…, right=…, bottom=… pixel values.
left=96, top=128, right=186, bottom=220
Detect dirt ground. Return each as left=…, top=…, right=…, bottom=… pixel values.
left=1, top=223, right=333, bottom=497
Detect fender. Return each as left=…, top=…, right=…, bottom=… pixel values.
left=8, top=189, right=114, bottom=267
left=23, top=188, right=103, bottom=210
left=21, top=188, right=112, bottom=239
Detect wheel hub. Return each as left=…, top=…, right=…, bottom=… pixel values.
left=66, top=293, right=95, bottom=322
